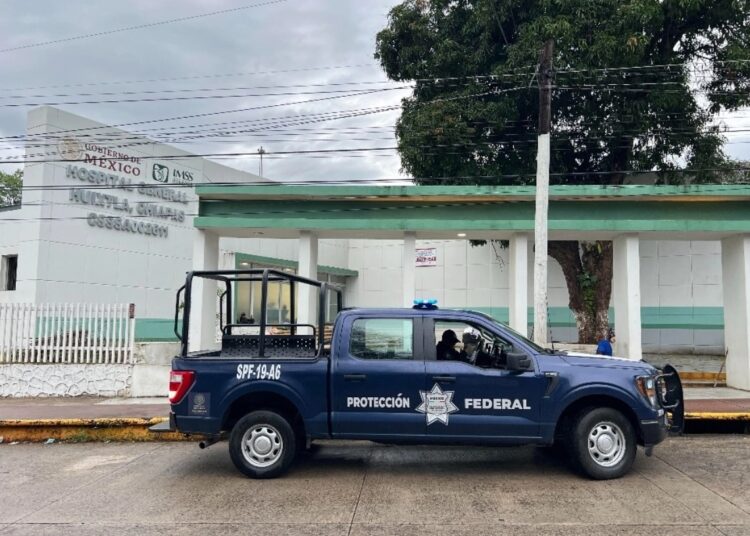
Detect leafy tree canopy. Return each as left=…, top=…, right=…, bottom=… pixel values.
left=0, top=169, right=22, bottom=207
left=375, top=0, right=750, bottom=343
left=375, top=0, right=750, bottom=185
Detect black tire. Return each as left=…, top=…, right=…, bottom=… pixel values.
left=567, top=407, right=636, bottom=480
left=228, top=410, right=297, bottom=479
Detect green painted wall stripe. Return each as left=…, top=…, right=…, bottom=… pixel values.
left=196, top=184, right=750, bottom=200
left=132, top=306, right=725, bottom=341
left=135, top=318, right=178, bottom=342
left=471, top=306, right=724, bottom=330
left=234, top=252, right=358, bottom=277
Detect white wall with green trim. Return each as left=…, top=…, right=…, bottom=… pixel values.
left=345, top=238, right=725, bottom=354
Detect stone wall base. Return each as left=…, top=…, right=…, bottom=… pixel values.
left=0, top=364, right=132, bottom=397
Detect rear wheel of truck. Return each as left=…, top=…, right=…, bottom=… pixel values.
left=229, top=410, right=296, bottom=479
left=568, top=407, right=636, bottom=480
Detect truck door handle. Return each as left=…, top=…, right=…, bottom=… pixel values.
left=344, top=374, right=367, bottom=382
left=432, top=375, right=455, bottom=383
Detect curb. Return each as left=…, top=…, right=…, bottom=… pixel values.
left=1, top=412, right=749, bottom=443
left=685, top=411, right=750, bottom=421
left=0, top=417, right=202, bottom=443
left=679, top=371, right=726, bottom=381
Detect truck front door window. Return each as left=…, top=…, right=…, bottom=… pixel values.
left=434, top=320, right=513, bottom=370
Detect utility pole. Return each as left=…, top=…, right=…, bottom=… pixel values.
left=257, top=146, right=266, bottom=177
left=533, top=39, right=554, bottom=346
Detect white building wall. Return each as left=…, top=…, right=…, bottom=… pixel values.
left=345, top=238, right=724, bottom=353
left=0, top=106, right=269, bottom=322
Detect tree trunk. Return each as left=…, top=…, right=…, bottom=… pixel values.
left=548, top=240, right=613, bottom=344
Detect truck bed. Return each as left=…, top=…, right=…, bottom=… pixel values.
left=171, top=353, right=330, bottom=436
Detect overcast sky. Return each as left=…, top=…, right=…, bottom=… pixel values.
left=0, top=0, right=411, bottom=182
left=1, top=0, right=748, bottom=182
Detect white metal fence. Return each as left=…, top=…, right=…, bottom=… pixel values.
left=0, top=303, right=135, bottom=364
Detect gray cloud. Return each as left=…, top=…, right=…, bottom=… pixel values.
left=2, top=0, right=747, bottom=180
left=0, top=0, right=409, bottom=181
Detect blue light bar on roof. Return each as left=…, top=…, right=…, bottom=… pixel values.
left=412, top=298, right=438, bottom=310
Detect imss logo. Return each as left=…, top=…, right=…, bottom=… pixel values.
left=152, top=163, right=169, bottom=183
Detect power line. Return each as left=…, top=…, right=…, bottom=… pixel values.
left=4, top=105, right=404, bottom=161
left=0, top=76, right=527, bottom=100
left=0, top=77, right=736, bottom=107
left=0, top=87, right=404, bottom=142
left=0, top=63, right=380, bottom=92
left=9, top=121, right=750, bottom=163
left=0, top=60, right=737, bottom=94
left=0, top=85, right=413, bottom=108
left=0, top=0, right=288, bottom=54
left=9, top=105, right=750, bottom=148
left=1, top=89, right=507, bottom=161
left=0, top=81, right=409, bottom=100
left=0, top=103, right=403, bottom=144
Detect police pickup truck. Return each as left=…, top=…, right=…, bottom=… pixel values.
left=155, top=269, right=683, bottom=480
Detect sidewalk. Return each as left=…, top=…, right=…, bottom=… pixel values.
left=1, top=388, right=749, bottom=442
left=0, top=396, right=168, bottom=420
left=0, top=397, right=178, bottom=443
left=684, top=387, right=750, bottom=418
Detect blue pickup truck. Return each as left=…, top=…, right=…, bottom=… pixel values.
left=156, top=269, right=683, bottom=480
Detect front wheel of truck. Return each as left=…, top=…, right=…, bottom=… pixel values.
left=567, top=407, right=636, bottom=480
left=229, top=410, right=297, bottom=479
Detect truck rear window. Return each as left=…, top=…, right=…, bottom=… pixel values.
left=349, top=318, right=413, bottom=360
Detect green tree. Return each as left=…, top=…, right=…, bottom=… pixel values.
left=375, top=0, right=750, bottom=343
left=0, top=169, right=22, bottom=207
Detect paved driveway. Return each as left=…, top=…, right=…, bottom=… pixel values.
left=1, top=437, right=749, bottom=535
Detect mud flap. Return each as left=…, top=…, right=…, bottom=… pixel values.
left=659, top=364, right=684, bottom=435
left=149, top=414, right=176, bottom=433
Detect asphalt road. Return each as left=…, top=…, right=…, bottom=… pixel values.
left=1, top=437, right=749, bottom=535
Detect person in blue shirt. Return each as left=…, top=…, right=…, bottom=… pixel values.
left=596, top=328, right=615, bottom=356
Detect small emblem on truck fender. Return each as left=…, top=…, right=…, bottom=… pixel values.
left=416, top=383, right=459, bottom=425
left=188, top=392, right=210, bottom=416
left=236, top=364, right=282, bottom=381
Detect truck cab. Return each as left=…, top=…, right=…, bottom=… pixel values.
left=157, top=269, right=684, bottom=480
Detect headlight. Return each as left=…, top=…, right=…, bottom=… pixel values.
left=635, top=375, right=658, bottom=408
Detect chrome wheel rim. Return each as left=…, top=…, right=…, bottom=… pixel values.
left=241, top=424, right=283, bottom=468
left=587, top=421, right=626, bottom=468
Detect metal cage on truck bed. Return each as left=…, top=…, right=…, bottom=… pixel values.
left=174, top=269, right=343, bottom=358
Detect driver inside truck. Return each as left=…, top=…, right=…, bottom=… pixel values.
left=436, top=329, right=461, bottom=361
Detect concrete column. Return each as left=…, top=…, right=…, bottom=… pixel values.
left=188, top=230, right=219, bottom=352
left=508, top=233, right=529, bottom=335
left=298, top=231, right=319, bottom=332
left=612, top=234, right=642, bottom=360
left=721, top=235, right=750, bottom=390
left=402, top=232, right=416, bottom=307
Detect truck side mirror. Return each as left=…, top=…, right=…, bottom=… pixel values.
left=506, top=352, right=531, bottom=372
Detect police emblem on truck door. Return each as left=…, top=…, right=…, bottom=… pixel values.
left=416, top=383, right=459, bottom=425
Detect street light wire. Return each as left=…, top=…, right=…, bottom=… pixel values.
left=0, top=0, right=289, bottom=54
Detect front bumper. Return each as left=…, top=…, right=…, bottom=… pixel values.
left=640, top=417, right=669, bottom=446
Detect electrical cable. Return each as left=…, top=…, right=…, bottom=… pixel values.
left=0, top=0, right=289, bottom=53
